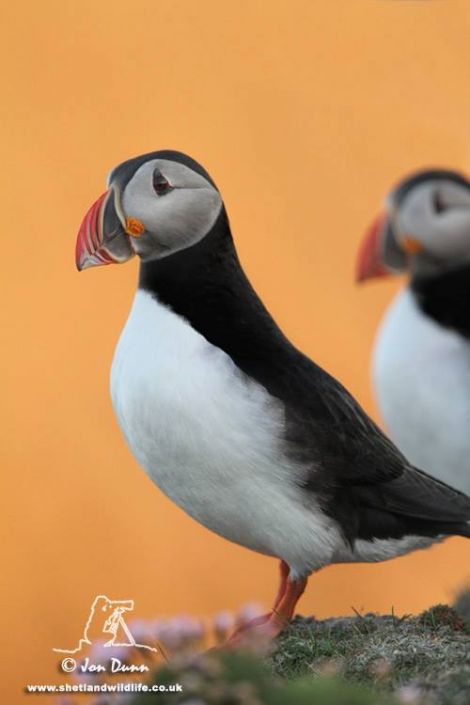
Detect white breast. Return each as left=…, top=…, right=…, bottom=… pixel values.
left=110, top=290, right=342, bottom=578
left=373, top=288, right=470, bottom=494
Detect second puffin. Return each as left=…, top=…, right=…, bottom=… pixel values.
left=76, top=151, right=470, bottom=639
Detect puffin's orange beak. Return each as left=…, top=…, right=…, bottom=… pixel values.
left=75, top=189, right=136, bottom=271
left=355, top=212, right=390, bottom=283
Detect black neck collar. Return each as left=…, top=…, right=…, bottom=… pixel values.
left=411, top=262, right=470, bottom=340
left=138, top=209, right=290, bottom=378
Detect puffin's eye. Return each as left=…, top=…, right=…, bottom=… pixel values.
left=153, top=169, right=172, bottom=196
left=432, top=190, right=448, bottom=214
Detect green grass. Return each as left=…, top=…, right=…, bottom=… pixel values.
left=270, top=602, right=470, bottom=704
left=130, top=597, right=470, bottom=705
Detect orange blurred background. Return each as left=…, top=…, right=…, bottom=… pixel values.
left=2, top=1, right=470, bottom=701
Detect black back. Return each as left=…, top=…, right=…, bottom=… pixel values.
left=411, top=264, right=470, bottom=341
left=138, top=203, right=470, bottom=546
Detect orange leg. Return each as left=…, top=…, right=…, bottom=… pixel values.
left=272, top=560, right=290, bottom=611
left=269, top=573, right=307, bottom=631
left=226, top=560, right=307, bottom=645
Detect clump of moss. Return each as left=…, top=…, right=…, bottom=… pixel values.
left=418, top=605, right=466, bottom=632
left=270, top=605, right=469, bottom=704
left=453, top=588, right=470, bottom=628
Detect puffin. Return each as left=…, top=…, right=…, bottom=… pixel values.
left=356, top=168, right=470, bottom=496
left=76, top=152, right=470, bottom=640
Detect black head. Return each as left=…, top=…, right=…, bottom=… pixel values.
left=76, top=150, right=223, bottom=271
left=356, top=168, right=470, bottom=282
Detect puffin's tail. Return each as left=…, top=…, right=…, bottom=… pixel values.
left=455, top=523, right=470, bottom=539
left=389, top=465, right=470, bottom=525
left=355, top=463, right=470, bottom=541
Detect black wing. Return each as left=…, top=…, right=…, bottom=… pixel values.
left=281, top=355, right=470, bottom=541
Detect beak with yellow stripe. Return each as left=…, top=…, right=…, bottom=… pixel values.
left=75, top=150, right=223, bottom=273
left=75, top=184, right=143, bottom=271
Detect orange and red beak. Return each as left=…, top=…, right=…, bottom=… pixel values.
left=75, top=188, right=136, bottom=271
left=356, top=207, right=421, bottom=283
left=355, top=212, right=390, bottom=283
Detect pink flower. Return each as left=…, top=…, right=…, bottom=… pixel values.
left=127, top=618, right=156, bottom=647
left=397, top=685, right=424, bottom=704
left=213, top=610, right=234, bottom=642
left=153, top=616, right=205, bottom=651
left=235, top=602, right=265, bottom=628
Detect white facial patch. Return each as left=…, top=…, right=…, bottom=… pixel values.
left=395, top=181, right=470, bottom=260
left=121, top=159, right=223, bottom=259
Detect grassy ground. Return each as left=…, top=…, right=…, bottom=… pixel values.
left=270, top=602, right=470, bottom=704
left=131, top=595, right=470, bottom=705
